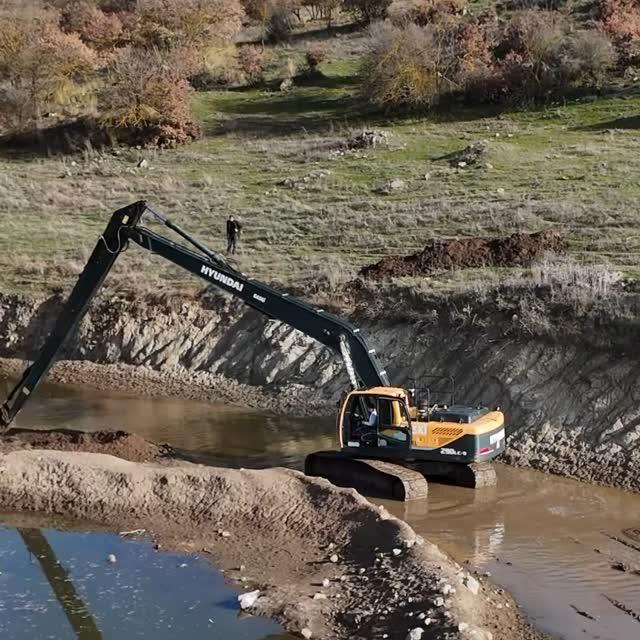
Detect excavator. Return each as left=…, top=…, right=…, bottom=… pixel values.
left=0, top=201, right=506, bottom=500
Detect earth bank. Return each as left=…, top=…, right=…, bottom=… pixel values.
left=0, top=430, right=546, bottom=640
left=1, top=289, right=639, bottom=492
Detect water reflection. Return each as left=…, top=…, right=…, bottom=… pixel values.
left=0, top=520, right=288, bottom=640
left=19, top=528, right=103, bottom=640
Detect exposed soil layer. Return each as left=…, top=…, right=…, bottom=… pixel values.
left=360, top=230, right=567, bottom=279
left=0, top=438, right=549, bottom=640
left=2, top=291, right=640, bottom=494
left=0, top=428, right=174, bottom=462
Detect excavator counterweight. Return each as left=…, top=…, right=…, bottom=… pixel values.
left=0, top=201, right=505, bottom=499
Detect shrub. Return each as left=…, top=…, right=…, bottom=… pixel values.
left=238, top=44, right=270, bottom=85
left=303, top=0, right=341, bottom=26
left=305, top=43, right=329, bottom=69
left=344, top=0, right=392, bottom=24
left=98, top=47, right=200, bottom=147
left=493, top=11, right=617, bottom=102
left=388, top=0, right=466, bottom=26
left=360, top=21, right=456, bottom=109
left=0, top=13, right=97, bottom=128
left=133, top=0, right=245, bottom=50
left=58, top=0, right=124, bottom=53
left=266, top=7, right=295, bottom=42
left=566, top=30, right=617, bottom=88
left=599, top=0, right=640, bottom=65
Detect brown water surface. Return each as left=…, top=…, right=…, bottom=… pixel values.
left=3, top=377, right=640, bottom=640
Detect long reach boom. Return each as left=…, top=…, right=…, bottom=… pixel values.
left=0, top=201, right=389, bottom=430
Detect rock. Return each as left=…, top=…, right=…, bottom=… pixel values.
left=238, top=590, right=260, bottom=610
left=434, top=597, right=445, bottom=607
left=313, top=592, right=327, bottom=600
left=327, top=543, right=335, bottom=551
left=329, top=554, right=339, bottom=563
left=442, top=583, right=455, bottom=595
left=301, top=628, right=313, bottom=639
left=392, top=548, right=402, bottom=556
left=322, top=578, right=330, bottom=588
left=374, top=178, right=406, bottom=195
left=239, top=564, right=246, bottom=571
left=459, top=622, right=469, bottom=632
left=107, top=554, right=116, bottom=564
left=446, top=141, right=488, bottom=168
left=279, top=78, right=293, bottom=92
left=405, top=628, right=424, bottom=640
left=424, top=618, right=433, bottom=626
left=345, top=129, right=389, bottom=150
left=137, top=159, right=148, bottom=169
left=463, top=575, right=480, bottom=595
left=221, top=530, right=231, bottom=538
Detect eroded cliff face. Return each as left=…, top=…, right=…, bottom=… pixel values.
left=1, top=291, right=639, bottom=490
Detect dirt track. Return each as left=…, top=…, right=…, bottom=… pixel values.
left=360, top=230, right=567, bottom=279
left=0, top=429, right=548, bottom=640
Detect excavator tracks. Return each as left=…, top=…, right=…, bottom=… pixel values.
left=305, top=451, right=429, bottom=501
left=305, top=451, right=497, bottom=501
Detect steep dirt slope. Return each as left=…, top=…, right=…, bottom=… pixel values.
left=1, top=291, right=639, bottom=491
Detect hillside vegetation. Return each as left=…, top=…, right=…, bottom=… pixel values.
left=1, top=0, right=639, bottom=310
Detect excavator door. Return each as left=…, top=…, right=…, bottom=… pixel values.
left=339, top=392, right=412, bottom=453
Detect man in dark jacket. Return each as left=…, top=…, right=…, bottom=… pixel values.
left=226, top=215, right=241, bottom=254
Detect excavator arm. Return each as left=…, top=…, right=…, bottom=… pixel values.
left=0, top=200, right=389, bottom=430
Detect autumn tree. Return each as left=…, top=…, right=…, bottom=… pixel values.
left=98, top=46, right=200, bottom=146
left=0, top=12, right=96, bottom=127
left=133, top=0, right=245, bottom=50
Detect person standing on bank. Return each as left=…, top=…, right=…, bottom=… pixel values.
left=226, top=215, right=241, bottom=254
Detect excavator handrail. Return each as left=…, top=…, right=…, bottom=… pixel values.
left=0, top=200, right=389, bottom=430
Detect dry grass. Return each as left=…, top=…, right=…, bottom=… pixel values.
left=1, top=18, right=640, bottom=298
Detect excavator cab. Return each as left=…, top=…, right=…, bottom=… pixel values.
left=339, top=388, right=412, bottom=452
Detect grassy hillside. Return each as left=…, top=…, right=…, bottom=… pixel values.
left=1, top=27, right=640, bottom=296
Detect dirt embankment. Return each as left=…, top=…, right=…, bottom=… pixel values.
left=1, top=290, right=640, bottom=492
left=0, top=430, right=546, bottom=640
left=360, top=230, right=567, bottom=279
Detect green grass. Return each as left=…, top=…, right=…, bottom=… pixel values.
left=2, top=39, right=640, bottom=296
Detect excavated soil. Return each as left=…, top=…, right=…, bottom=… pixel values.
left=0, top=428, right=174, bottom=462
left=0, top=432, right=549, bottom=640
left=360, top=230, right=567, bottom=279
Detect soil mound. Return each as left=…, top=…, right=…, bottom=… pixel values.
left=0, top=448, right=544, bottom=640
left=360, top=230, right=567, bottom=279
left=0, top=428, right=173, bottom=463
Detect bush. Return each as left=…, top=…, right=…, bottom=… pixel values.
left=360, top=21, right=456, bottom=109
left=0, top=12, right=97, bottom=128
left=493, top=11, right=617, bottom=103
left=303, top=0, right=341, bottom=26
left=238, top=44, right=270, bottom=85
left=58, top=0, right=124, bottom=53
left=344, top=0, right=392, bottom=24
left=266, top=7, right=295, bottom=42
left=99, top=47, right=200, bottom=147
left=133, top=0, right=245, bottom=50
left=599, top=0, right=640, bottom=65
left=388, top=0, right=467, bottom=26
left=566, top=30, right=617, bottom=88
left=305, top=43, right=329, bottom=68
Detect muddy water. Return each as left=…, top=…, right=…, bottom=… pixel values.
left=0, top=513, right=289, bottom=640
left=4, top=378, right=640, bottom=640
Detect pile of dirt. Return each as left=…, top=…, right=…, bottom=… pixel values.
left=360, top=230, right=567, bottom=279
left=0, top=428, right=174, bottom=463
